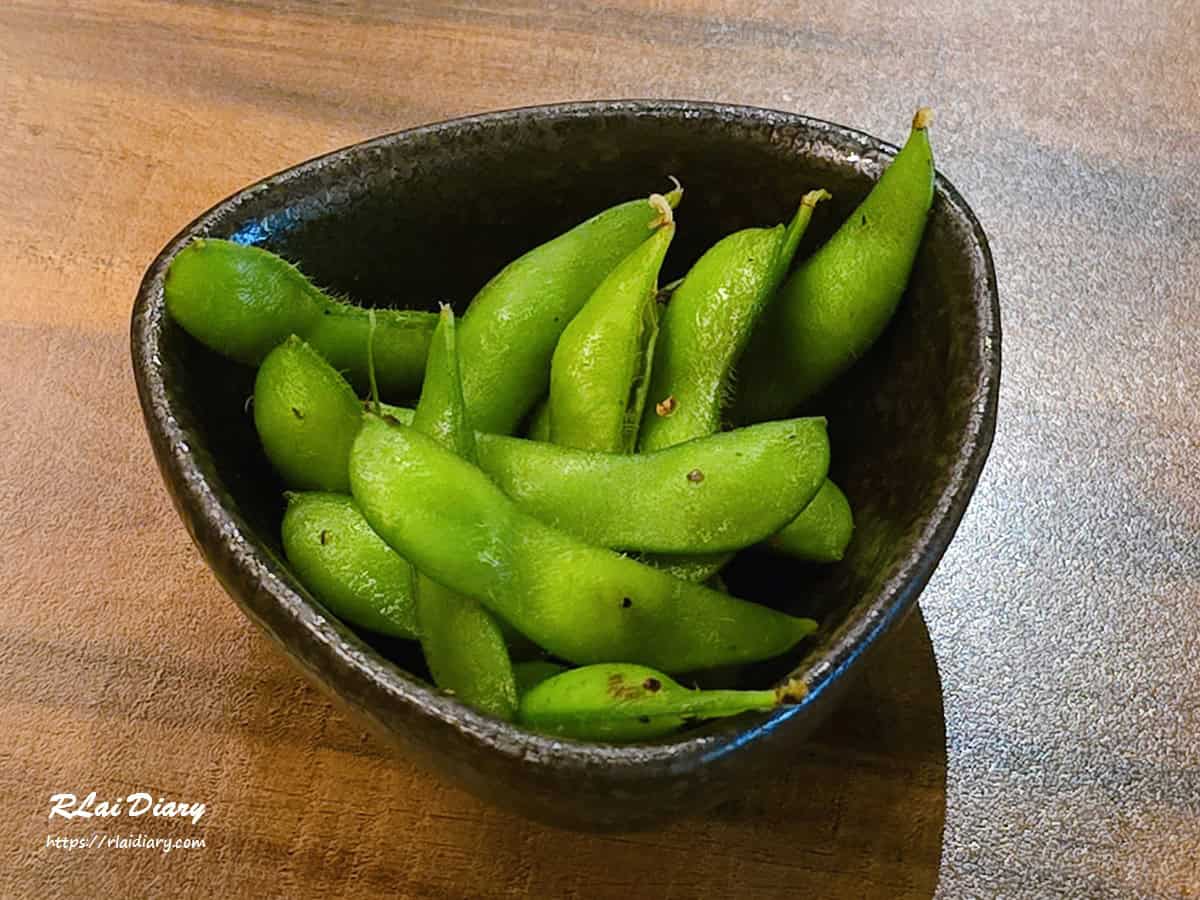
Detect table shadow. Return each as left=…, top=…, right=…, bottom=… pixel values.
left=234, top=605, right=946, bottom=900
left=694, top=604, right=948, bottom=897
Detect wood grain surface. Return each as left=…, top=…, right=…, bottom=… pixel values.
left=2, top=1, right=1198, bottom=898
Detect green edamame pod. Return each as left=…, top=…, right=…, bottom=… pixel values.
left=349, top=416, right=818, bottom=673
left=165, top=239, right=435, bottom=398
left=547, top=201, right=674, bottom=451
left=459, top=182, right=683, bottom=435
left=281, top=492, right=418, bottom=638
left=415, top=581, right=517, bottom=719
left=474, top=418, right=829, bottom=554
left=513, top=660, right=568, bottom=696
left=639, top=190, right=829, bottom=452
left=411, top=305, right=477, bottom=461
left=764, top=478, right=854, bottom=563
left=254, top=336, right=362, bottom=493
left=518, top=663, right=803, bottom=742
left=735, top=110, right=936, bottom=422
left=410, top=307, right=518, bottom=722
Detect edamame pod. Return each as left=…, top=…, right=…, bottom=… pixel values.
left=281, top=492, right=418, bottom=638
left=474, top=418, right=829, bottom=554
left=735, top=110, right=936, bottom=422
left=349, top=416, right=818, bottom=673
left=459, top=183, right=683, bottom=435
left=254, top=336, right=362, bottom=493
left=547, top=201, right=674, bottom=451
left=410, top=307, right=517, bottom=721
left=518, top=663, right=802, bottom=742
left=764, top=478, right=854, bottom=563
left=165, top=239, right=435, bottom=398
left=639, top=190, right=829, bottom=452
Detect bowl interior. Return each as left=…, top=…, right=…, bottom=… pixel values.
left=144, top=102, right=996, bottom=757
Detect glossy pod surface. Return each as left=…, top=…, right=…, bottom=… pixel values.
left=132, top=101, right=999, bottom=830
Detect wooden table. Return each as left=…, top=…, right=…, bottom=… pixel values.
left=2, top=2, right=1197, bottom=897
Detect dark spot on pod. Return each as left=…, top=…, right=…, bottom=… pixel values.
left=621, top=597, right=633, bottom=609
left=608, top=673, right=641, bottom=699
left=687, top=469, right=704, bottom=483
left=861, top=214, right=868, bottom=226
left=637, top=716, right=651, bottom=724
left=319, top=530, right=329, bottom=545
left=323, top=308, right=332, bottom=315
left=382, top=414, right=402, bottom=426
left=291, top=407, right=305, bottom=419
left=643, top=678, right=662, bottom=692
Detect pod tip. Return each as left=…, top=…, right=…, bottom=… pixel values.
left=912, top=107, right=934, bottom=131
left=648, top=192, right=676, bottom=229
left=660, top=175, right=684, bottom=210
left=801, top=188, right=832, bottom=208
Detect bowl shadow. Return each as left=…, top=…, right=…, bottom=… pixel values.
left=235, top=604, right=945, bottom=898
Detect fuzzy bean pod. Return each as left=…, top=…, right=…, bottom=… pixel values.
left=475, top=418, right=829, bottom=554
left=765, top=479, right=854, bottom=563
left=735, top=110, right=936, bottom=422
left=458, top=184, right=683, bottom=435
left=518, top=663, right=803, bottom=742
left=253, top=336, right=362, bottom=493
left=280, top=492, right=419, bottom=638
left=165, top=239, right=435, bottom=398
left=547, top=200, right=674, bottom=451
left=637, top=190, right=830, bottom=581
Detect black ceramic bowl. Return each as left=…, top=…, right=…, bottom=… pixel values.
left=132, top=100, right=999, bottom=831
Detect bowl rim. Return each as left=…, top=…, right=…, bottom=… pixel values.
left=131, top=98, right=1000, bottom=771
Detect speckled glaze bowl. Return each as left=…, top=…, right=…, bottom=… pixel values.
left=131, top=101, right=999, bottom=831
